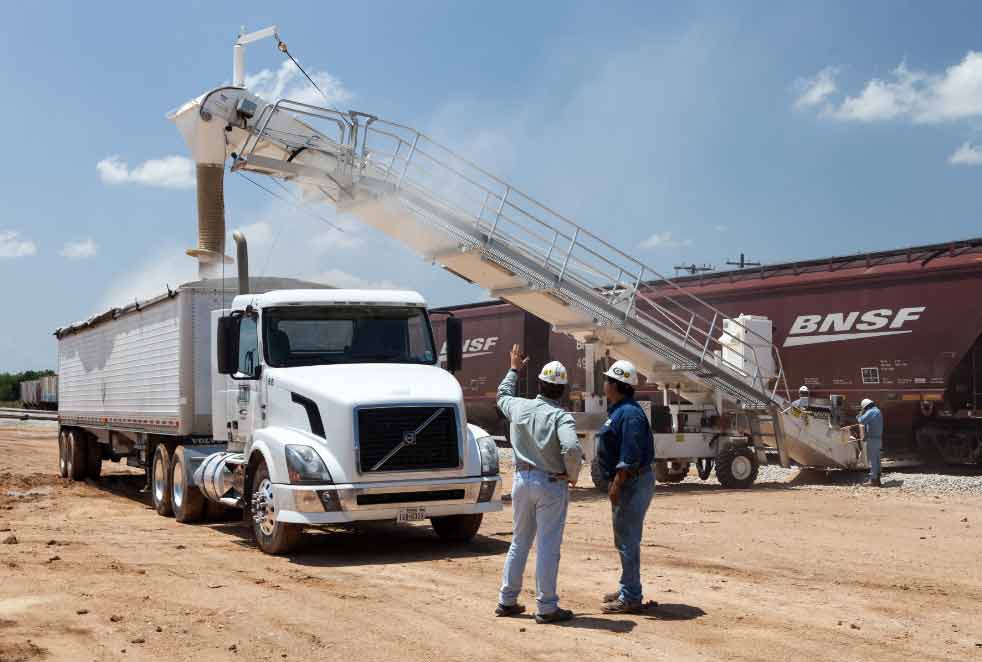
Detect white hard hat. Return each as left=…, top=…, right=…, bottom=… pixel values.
left=799, top=385, right=809, bottom=394
left=604, top=359, right=638, bottom=386
left=861, top=398, right=874, bottom=410
left=538, top=360, right=568, bottom=385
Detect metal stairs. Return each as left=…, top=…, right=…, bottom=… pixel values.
left=175, top=92, right=865, bottom=469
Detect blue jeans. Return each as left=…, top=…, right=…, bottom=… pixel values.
left=867, top=437, right=882, bottom=481
left=612, top=470, right=655, bottom=603
left=499, top=468, right=569, bottom=615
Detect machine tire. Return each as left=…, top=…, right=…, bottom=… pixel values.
left=431, top=514, right=483, bottom=542
left=66, top=430, right=87, bottom=481
left=57, top=429, right=69, bottom=478
left=85, top=435, right=102, bottom=481
left=171, top=446, right=205, bottom=523
left=716, top=446, right=758, bottom=489
left=654, top=461, right=688, bottom=483
left=249, top=459, right=302, bottom=555
left=151, top=444, right=174, bottom=517
left=590, top=455, right=609, bottom=492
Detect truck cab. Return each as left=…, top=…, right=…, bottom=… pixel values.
left=209, top=289, right=502, bottom=553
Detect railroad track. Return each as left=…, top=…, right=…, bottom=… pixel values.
left=0, top=407, right=58, bottom=421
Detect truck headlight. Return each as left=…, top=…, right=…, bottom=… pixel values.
left=477, top=436, right=499, bottom=476
left=285, top=445, right=333, bottom=484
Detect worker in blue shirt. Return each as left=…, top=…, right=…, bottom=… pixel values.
left=857, top=398, right=884, bottom=487
left=594, top=359, right=656, bottom=614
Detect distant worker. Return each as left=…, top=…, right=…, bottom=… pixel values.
left=793, top=385, right=810, bottom=409
left=858, top=398, right=884, bottom=487
left=594, top=360, right=656, bottom=614
left=495, top=344, right=583, bottom=625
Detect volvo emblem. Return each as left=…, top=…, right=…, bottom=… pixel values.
left=402, top=431, right=417, bottom=446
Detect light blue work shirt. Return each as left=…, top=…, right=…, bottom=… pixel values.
left=496, top=369, right=583, bottom=477
left=858, top=406, right=884, bottom=441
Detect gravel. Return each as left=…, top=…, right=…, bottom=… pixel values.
left=500, top=447, right=982, bottom=497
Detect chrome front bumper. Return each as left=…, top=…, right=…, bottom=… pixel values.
left=271, top=475, right=502, bottom=525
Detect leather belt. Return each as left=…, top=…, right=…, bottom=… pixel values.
left=514, top=460, right=567, bottom=482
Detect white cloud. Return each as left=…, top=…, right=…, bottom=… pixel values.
left=640, top=231, right=692, bottom=249
left=245, top=60, right=352, bottom=107
left=0, top=230, right=37, bottom=258
left=793, top=67, right=838, bottom=111
left=801, top=53, right=982, bottom=124
left=308, top=268, right=396, bottom=290
left=97, top=155, right=195, bottom=189
left=949, top=142, right=982, bottom=165
left=713, top=224, right=728, bottom=232
left=312, top=220, right=363, bottom=252
left=60, top=239, right=97, bottom=259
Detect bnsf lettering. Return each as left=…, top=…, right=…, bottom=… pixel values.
left=439, top=336, right=500, bottom=356
left=789, top=307, right=925, bottom=335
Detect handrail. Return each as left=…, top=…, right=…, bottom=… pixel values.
left=240, top=99, right=794, bottom=405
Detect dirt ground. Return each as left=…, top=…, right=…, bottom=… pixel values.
left=1, top=422, right=981, bottom=662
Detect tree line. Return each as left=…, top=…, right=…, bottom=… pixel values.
left=0, top=370, right=56, bottom=402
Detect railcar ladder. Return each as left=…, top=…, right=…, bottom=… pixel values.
left=210, top=95, right=862, bottom=469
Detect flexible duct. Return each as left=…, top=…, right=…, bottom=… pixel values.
left=196, top=164, right=226, bottom=256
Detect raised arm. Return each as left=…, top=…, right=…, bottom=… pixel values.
left=496, top=344, right=529, bottom=422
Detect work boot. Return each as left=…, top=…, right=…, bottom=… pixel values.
left=535, top=608, right=574, bottom=624
left=494, top=603, right=526, bottom=617
left=602, top=597, right=644, bottom=614
left=603, top=590, right=621, bottom=603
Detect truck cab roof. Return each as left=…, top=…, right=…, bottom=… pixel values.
left=232, top=289, right=427, bottom=310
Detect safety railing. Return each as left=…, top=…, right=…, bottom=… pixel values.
left=237, top=101, right=793, bottom=406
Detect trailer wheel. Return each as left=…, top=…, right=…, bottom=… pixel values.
left=57, top=429, right=69, bottom=478
left=654, top=461, right=688, bottom=483
left=249, top=459, right=302, bottom=555
left=151, top=444, right=174, bottom=517
left=85, top=435, right=102, bottom=481
left=715, top=447, right=758, bottom=489
left=591, top=456, right=609, bottom=492
left=171, top=446, right=205, bottom=524
left=66, top=430, right=87, bottom=481
left=431, top=514, right=483, bottom=542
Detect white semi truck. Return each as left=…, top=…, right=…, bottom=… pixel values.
left=55, top=267, right=502, bottom=554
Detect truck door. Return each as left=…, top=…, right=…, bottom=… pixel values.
left=232, top=315, right=263, bottom=446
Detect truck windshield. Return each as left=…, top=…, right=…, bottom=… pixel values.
left=262, top=306, right=437, bottom=367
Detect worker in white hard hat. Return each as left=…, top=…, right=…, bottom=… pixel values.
left=857, top=398, right=884, bottom=487
left=495, top=345, right=583, bottom=624
left=594, top=359, right=656, bottom=614
left=792, top=385, right=811, bottom=410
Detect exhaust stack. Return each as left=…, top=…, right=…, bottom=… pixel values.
left=232, top=230, right=249, bottom=295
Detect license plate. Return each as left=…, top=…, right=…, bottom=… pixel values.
left=398, top=507, right=426, bottom=523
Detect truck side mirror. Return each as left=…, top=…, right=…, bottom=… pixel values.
left=217, top=316, right=240, bottom=375
left=445, top=316, right=463, bottom=374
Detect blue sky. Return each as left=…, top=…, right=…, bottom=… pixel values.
left=1, top=1, right=980, bottom=372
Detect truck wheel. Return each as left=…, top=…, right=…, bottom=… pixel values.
left=249, top=459, right=302, bottom=555
left=151, top=444, right=174, bottom=517
left=431, top=514, right=483, bottom=542
left=67, top=430, right=87, bottom=481
left=716, top=447, right=758, bottom=489
left=654, top=461, right=688, bottom=483
left=591, top=456, right=609, bottom=492
left=171, top=446, right=205, bottom=523
left=57, top=429, right=69, bottom=478
left=85, top=435, right=102, bottom=481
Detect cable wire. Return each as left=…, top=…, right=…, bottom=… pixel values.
left=277, top=39, right=339, bottom=110
left=236, top=172, right=344, bottom=232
